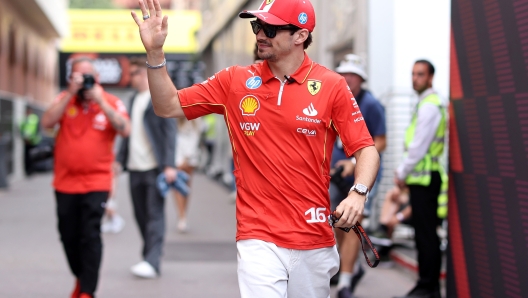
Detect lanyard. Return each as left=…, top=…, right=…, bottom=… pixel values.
left=328, top=213, right=380, bottom=268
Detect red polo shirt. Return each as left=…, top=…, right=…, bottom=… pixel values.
left=179, top=54, right=373, bottom=249
left=53, top=91, right=128, bottom=194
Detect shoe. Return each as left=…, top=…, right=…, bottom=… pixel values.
left=393, top=285, right=441, bottom=298
left=349, top=264, right=365, bottom=293
left=177, top=219, right=188, bottom=233
left=130, top=261, right=157, bottom=279
left=79, top=294, right=92, bottom=298
left=337, top=287, right=353, bottom=298
left=71, top=279, right=80, bottom=298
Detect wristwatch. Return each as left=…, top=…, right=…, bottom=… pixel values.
left=350, top=183, right=370, bottom=203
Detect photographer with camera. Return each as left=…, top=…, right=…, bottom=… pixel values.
left=41, top=57, right=130, bottom=298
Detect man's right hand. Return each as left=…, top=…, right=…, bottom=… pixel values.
left=67, top=72, right=84, bottom=95
left=131, top=0, right=169, bottom=54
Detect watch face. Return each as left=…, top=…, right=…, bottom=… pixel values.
left=356, top=184, right=368, bottom=193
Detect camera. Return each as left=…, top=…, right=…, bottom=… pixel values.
left=77, top=74, right=95, bottom=101
left=82, top=74, right=95, bottom=90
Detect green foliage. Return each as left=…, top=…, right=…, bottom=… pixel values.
left=69, top=0, right=117, bottom=9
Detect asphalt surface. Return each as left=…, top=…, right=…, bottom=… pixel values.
left=0, top=172, right=416, bottom=298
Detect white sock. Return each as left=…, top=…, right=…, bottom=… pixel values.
left=336, top=272, right=353, bottom=290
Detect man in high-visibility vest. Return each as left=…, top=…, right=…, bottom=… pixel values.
left=20, top=107, right=42, bottom=176
left=394, top=60, right=446, bottom=298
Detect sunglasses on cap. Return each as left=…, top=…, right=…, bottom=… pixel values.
left=250, top=20, right=300, bottom=38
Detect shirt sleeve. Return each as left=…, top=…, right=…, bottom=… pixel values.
left=178, top=66, right=236, bottom=120
left=331, top=78, right=374, bottom=157
left=396, top=102, right=442, bottom=180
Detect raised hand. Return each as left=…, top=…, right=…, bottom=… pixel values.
left=131, top=0, right=169, bottom=53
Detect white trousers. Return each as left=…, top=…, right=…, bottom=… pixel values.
left=237, top=239, right=339, bottom=298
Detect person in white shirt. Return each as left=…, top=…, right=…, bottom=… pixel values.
left=117, top=56, right=177, bottom=279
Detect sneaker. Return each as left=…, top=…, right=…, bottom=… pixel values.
left=177, top=219, right=188, bottom=233
left=393, top=285, right=440, bottom=298
left=130, top=261, right=157, bottom=279
left=71, top=279, right=80, bottom=298
left=349, top=264, right=365, bottom=293
left=337, top=287, right=353, bottom=298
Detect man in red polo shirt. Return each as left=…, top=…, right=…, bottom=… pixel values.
left=132, top=0, right=379, bottom=297
left=41, top=57, right=130, bottom=298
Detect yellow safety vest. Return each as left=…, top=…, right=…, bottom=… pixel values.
left=404, top=93, right=448, bottom=218
left=21, top=113, right=41, bottom=145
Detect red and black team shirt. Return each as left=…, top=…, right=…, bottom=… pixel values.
left=179, top=53, right=373, bottom=249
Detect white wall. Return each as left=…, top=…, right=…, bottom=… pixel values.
left=368, top=0, right=451, bottom=100
left=35, top=0, right=69, bottom=37
left=368, top=0, right=395, bottom=100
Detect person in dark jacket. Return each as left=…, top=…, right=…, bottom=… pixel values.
left=117, top=56, right=177, bottom=278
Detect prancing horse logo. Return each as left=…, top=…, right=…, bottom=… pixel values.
left=307, top=80, right=322, bottom=96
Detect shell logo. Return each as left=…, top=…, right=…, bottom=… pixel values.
left=66, top=106, right=78, bottom=117
left=239, top=95, right=260, bottom=116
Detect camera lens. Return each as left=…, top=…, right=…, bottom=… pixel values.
left=82, top=74, right=95, bottom=90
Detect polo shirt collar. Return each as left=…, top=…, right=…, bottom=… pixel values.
left=418, top=88, right=436, bottom=101
left=260, top=52, right=314, bottom=84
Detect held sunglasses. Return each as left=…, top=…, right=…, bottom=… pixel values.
left=250, top=20, right=300, bottom=38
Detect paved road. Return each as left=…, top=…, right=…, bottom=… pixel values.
left=0, top=172, right=415, bottom=298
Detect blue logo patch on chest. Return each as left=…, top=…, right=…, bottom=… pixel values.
left=246, top=76, right=262, bottom=89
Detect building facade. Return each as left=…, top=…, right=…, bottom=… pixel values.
left=197, top=0, right=366, bottom=75
left=0, top=0, right=68, bottom=182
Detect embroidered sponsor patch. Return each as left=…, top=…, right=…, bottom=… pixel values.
left=246, top=76, right=262, bottom=89
left=298, top=12, right=308, bottom=25
left=240, top=95, right=261, bottom=116
left=307, top=80, right=321, bottom=95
